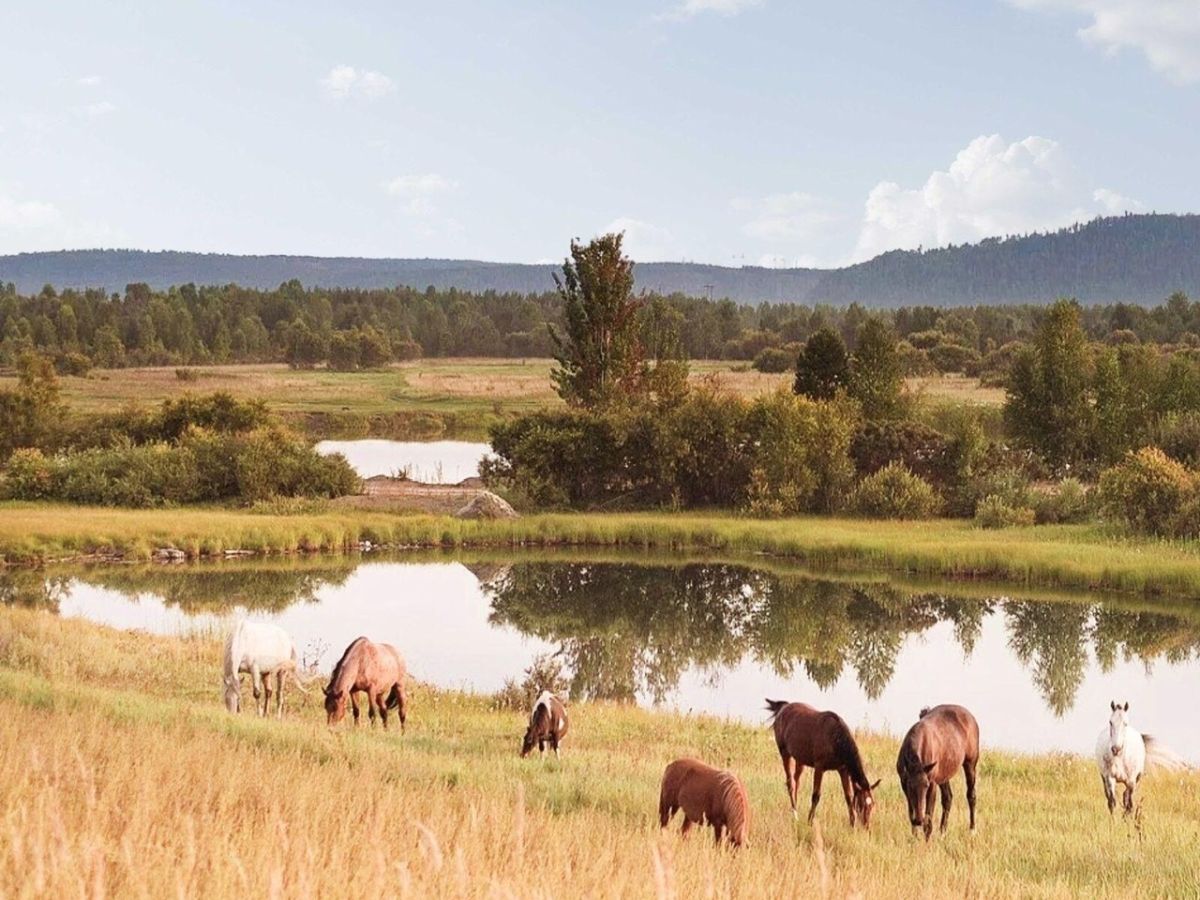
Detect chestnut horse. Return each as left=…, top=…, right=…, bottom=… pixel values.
left=766, top=699, right=880, bottom=828
left=896, top=705, right=979, bottom=839
left=521, top=690, right=569, bottom=758
left=323, top=636, right=408, bottom=731
left=658, top=757, right=750, bottom=848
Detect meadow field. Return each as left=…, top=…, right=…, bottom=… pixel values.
left=0, top=359, right=1002, bottom=439
left=1, top=606, right=1197, bottom=898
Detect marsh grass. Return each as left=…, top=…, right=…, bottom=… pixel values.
left=1, top=608, right=1199, bottom=897
left=4, top=504, right=1200, bottom=599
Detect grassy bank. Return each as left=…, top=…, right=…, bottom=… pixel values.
left=1, top=608, right=1197, bottom=897
left=2, top=503, right=1200, bottom=598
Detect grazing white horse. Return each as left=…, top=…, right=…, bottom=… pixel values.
left=223, top=620, right=306, bottom=718
left=1095, top=700, right=1190, bottom=815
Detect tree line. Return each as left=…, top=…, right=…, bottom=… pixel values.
left=3, top=275, right=1200, bottom=376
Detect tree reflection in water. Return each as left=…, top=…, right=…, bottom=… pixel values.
left=483, top=562, right=1200, bottom=714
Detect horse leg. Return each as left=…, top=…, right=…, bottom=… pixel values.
left=251, top=665, right=265, bottom=717
left=839, top=770, right=855, bottom=827
left=964, top=757, right=978, bottom=831
left=939, top=782, right=953, bottom=832
left=1101, top=774, right=1117, bottom=815
left=808, top=768, right=825, bottom=825
left=790, top=763, right=806, bottom=818
left=780, top=754, right=797, bottom=817
left=350, top=691, right=360, bottom=726
left=274, top=670, right=284, bottom=720
left=712, top=822, right=724, bottom=847
left=261, top=672, right=272, bottom=719
left=551, top=734, right=560, bottom=759
left=680, top=816, right=695, bottom=837
left=923, top=783, right=937, bottom=840
left=1122, top=781, right=1135, bottom=816
left=376, top=691, right=389, bottom=730
left=395, top=682, right=408, bottom=734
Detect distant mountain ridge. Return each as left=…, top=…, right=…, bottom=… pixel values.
left=2, top=213, right=1198, bottom=305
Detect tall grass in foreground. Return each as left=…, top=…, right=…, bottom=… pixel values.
left=2, top=608, right=1200, bottom=897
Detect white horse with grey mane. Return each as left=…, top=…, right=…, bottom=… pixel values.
left=223, top=620, right=308, bottom=718
left=1096, top=700, right=1190, bottom=815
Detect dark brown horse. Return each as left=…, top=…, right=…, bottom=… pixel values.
left=520, top=690, right=569, bottom=758
left=658, top=757, right=750, bottom=848
left=323, top=637, right=408, bottom=731
left=896, top=704, right=979, bottom=839
left=766, top=699, right=881, bottom=828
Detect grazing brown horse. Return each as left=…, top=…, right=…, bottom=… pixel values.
left=521, top=690, right=569, bottom=758
left=896, top=705, right=979, bottom=839
left=658, top=757, right=750, bottom=848
left=766, top=699, right=881, bottom=828
left=323, top=637, right=408, bottom=731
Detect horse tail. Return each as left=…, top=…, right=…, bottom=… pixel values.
left=764, top=699, right=788, bottom=722
left=1144, top=735, right=1192, bottom=772
left=717, top=770, right=750, bottom=847
left=386, top=683, right=401, bottom=710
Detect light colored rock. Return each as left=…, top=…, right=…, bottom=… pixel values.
left=454, top=491, right=518, bottom=520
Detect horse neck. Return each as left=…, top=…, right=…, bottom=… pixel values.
left=329, top=639, right=366, bottom=692
left=223, top=621, right=244, bottom=683
left=718, top=774, right=748, bottom=837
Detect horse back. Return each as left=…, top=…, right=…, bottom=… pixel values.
left=774, top=702, right=851, bottom=768
left=906, top=705, right=979, bottom=781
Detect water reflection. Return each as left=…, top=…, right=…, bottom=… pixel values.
left=5, top=558, right=1200, bottom=755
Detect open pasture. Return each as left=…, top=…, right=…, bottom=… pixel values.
left=1, top=607, right=1198, bottom=897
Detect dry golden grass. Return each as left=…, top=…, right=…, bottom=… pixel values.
left=907, top=373, right=1005, bottom=407
left=2, top=608, right=1200, bottom=897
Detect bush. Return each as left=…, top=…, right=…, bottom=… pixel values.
left=393, top=339, right=424, bottom=362
left=0, top=448, right=53, bottom=500
left=55, top=352, right=92, bottom=377
left=847, top=463, right=939, bottom=519
left=174, top=367, right=199, bottom=382
left=751, top=347, right=792, bottom=373
left=1032, top=477, right=1093, bottom=524
left=1154, top=411, right=1200, bottom=467
left=926, top=343, right=981, bottom=374
left=974, top=495, right=1036, bottom=529
left=1099, top=446, right=1196, bottom=535
left=850, top=420, right=953, bottom=488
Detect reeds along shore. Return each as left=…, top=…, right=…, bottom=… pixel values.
left=4, top=503, right=1200, bottom=598
left=2, top=607, right=1199, bottom=897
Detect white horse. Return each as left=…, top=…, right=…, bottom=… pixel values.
left=223, top=620, right=308, bottom=718
left=1095, top=700, right=1190, bottom=815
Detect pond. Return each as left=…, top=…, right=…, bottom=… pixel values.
left=315, top=439, right=491, bottom=483
left=7, top=557, right=1200, bottom=760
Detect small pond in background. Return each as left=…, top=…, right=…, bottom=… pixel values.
left=6, top=556, right=1200, bottom=760
left=315, top=439, right=491, bottom=483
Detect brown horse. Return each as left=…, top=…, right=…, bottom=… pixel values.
left=520, top=690, right=569, bottom=758
left=323, top=637, right=408, bottom=731
left=766, top=699, right=881, bottom=828
left=658, top=757, right=750, bottom=848
left=896, top=705, right=979, bottom=839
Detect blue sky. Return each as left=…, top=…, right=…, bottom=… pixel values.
left=1, top=0, right=1197, bottom=266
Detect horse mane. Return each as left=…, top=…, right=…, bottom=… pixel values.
left=832, top=726, right=871, bottom=790
left=716, top=771, right=749, bottom=843
left=327, top=637, right=367, bottom=692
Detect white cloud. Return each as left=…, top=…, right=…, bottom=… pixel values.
left=77, top=74, right=102, bottom=87
left=852, top=134, right=1138, bottom=261
left=83, top=101, right=117, bottom=118
left=658, top=0, right=762, bottom=21
left=0, top=192, right=61, bottom=230
left=384, top=173, right=459, bottom=216
left=321, top=65, right=396, bottom=100
left=1009, top=0, right=1200, bottom=84
left=601, top=217, right=676, bottom=261
left=1092, top=187, right=1145, bottom=213
left=734, top=191, right=838, bottom=243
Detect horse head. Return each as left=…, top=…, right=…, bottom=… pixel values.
left=852, top=778, right=883, bottom=829
left=324, top=684, right=346, bottom=725
left=519, top=724, right=538, bottom=757
left=898, top=760, right=937, bottom=835
left=1108, top=700, right=1130, bottom=757
left=223, top=678, right=241, bottom=714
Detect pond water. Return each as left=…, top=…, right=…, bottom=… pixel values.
left=8, top=557, right=1200, bottom=760
left=315, top=439, right=491, bottom=483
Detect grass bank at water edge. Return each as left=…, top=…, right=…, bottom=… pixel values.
left=2, top=503, right=1200, bottom=598
left=2, top=608, right=1200, bottom=897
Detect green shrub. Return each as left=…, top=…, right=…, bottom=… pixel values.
left=1154, top=411, right=1200, bottom=467
left=1099, top=446, right=1196, bottom=535
left=1032, top=478, right=1093, bottom=524
left=847, top=463, right=939, bottom=519
left=55, top=352, right=92, bottom=377
left=174, top=367, right=200, bottom=382
left=974, top=495, right=1036, bottom=529
left=850, top=420, right=953, bottom=488
left=751, top=347, right=792, bottom=373
left=0, top=448, right=54, bottom=500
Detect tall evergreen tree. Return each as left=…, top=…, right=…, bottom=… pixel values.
left=793, top=327, right=849, bottom=400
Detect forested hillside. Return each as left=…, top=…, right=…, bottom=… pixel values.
left=1, top=213, right=1197, bottom=305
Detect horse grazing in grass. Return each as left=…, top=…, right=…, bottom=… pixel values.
left=521, top=690, right=568, bottom=758
left=1096, top=700, right=1190, bottom=815
left=896, top=704, right=979, bottom=840
left=766, top=699, right=881, bottom=829
left=223, top=620, right=308, bottom=718
left=659, top=758, right=750, bottom=848
left=323, top=637, right=408, bottom=731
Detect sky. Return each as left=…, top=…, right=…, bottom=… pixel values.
left=1, top=0, right=1198, bottom=268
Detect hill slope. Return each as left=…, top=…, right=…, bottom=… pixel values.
left=1, top=213, right=1197, bottom=305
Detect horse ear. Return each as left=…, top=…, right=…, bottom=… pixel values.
left=870, top=779, right=881, bottom=790
left=1123, top=701, right=1129, bottom=711
left=922, top=762, right=936, bottom=775
left=1110, top=700, right=1117, bottom=711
